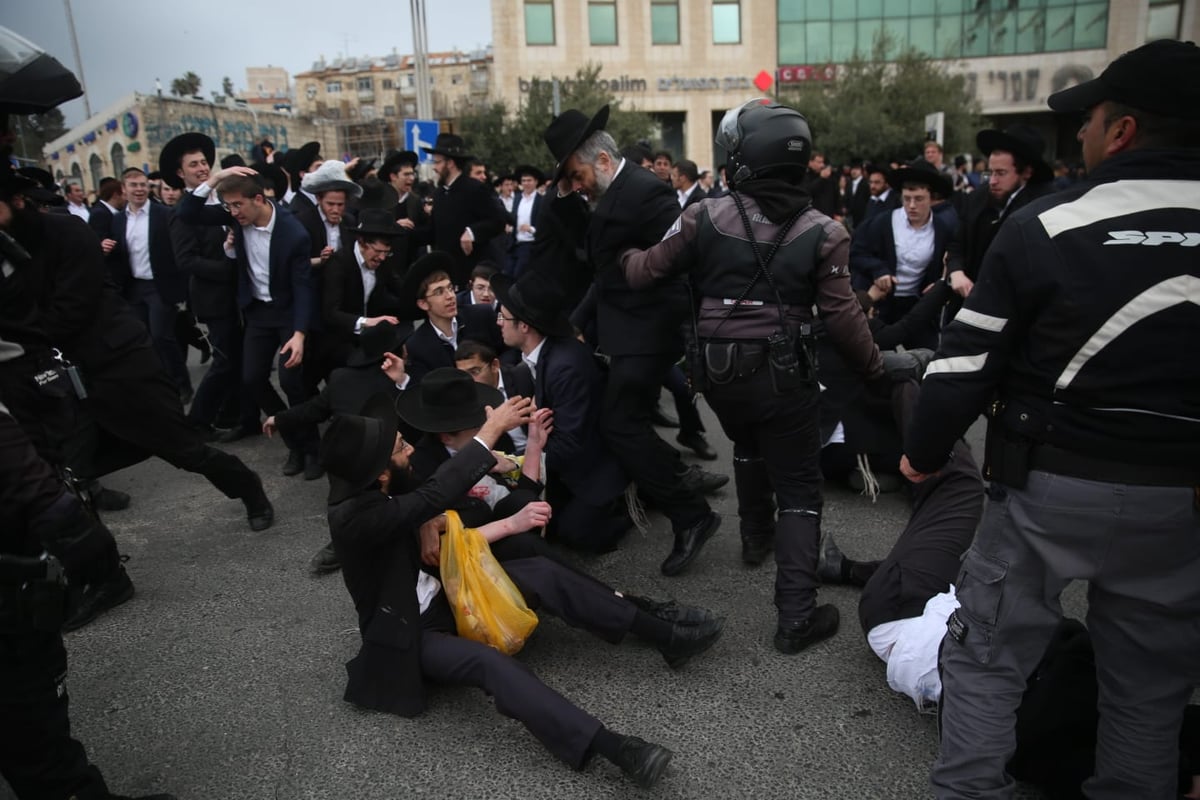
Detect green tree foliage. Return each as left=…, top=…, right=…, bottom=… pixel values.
left=170, top=71, right=202, bottom=98
left=457, top=64, right=656, bottom=177
left=777, top=37, right=983, bottom=165
left=10, top=109, right=66, bottom=163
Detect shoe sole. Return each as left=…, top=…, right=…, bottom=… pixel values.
left=660, top=514, right=721, bottom=577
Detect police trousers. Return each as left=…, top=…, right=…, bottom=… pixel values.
left=933, top=471, right=1200, bottom=800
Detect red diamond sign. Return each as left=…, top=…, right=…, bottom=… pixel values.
left=753, top=70, right=773, bottom=93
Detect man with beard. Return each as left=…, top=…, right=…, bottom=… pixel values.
left=419, top=134, right=509, bottom=287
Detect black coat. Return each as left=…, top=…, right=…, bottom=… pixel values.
left=422, top=176, right=509, bottom=286
left=87, top=202, right=116, bottom=243
left=849, top=207, right=953, bottom=293
left=946, top=181, right=1056, bottom=283
left=862, top=190, right=901, bottom=223
left=845, top=177, right=872, bottom=228
left=507, top=191, right=544, bottom=251
left=290, top=198, right=356, bottom=260
left=111, top=201, right=189, bottom=304
left=329, top=441, right=495, bottom=717
left=321, top=246, right=406, bottom=342
left=404, top=303, right=506, bottom=385
left=168, top=200, right=237, bottom=320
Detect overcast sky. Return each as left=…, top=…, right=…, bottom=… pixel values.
left=1, top=0, right=493, bottom=126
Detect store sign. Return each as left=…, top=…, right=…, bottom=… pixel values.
left=517, top=74, right=755, bottom=94
left=777, top=65, right=837, bottom=84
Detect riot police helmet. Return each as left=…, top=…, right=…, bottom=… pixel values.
left=716, top=99, right=812, bottom=188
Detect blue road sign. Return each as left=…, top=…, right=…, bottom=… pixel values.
left=405, top=119, right=440, bottom=163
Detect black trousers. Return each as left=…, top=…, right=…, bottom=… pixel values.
left=241, top=317, right=317, bottom=455
left=419, top=555, right=635, bottom=768
left=545, top=474, right=629, bottom=553
left=602, top=352, right=708, bottom=530
left=706, top=369, right=823, bottom=624
left=506, top=242, right=533, bottom=278
left=663, top=364, right=704, bottom=437
left=124, top=279, right=191, bottom=393
left=187, top=312, right=243, bottom=428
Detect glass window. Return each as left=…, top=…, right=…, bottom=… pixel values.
left=935, top=0, right=963, bottom=12
left=1073, top=2, right=1107, bottom=49
left=859, top=0, right=884, bottom=16
left=652, top=1, right=680, bottom=44
left=1044, top=5, right=1075, bottom=49
left=805, top=21, right=832, bottom=62
left=909, top=16, right=935, bottom=55
left=883, top=0, right=909, bottom=18
left=962, top=9, right=989, bottom=56
left=910, top=0, right=936, bottom=12
left=934, top=13, right=962, bottom=57
left=524, top=1, right=555, bottom=45
left=1147, top=1, right=1181, bottom=40
left=806, top=0, right=831, bottom=18
left=589, top=1, right=618, bottom=45
left=1015, top=8, right=1045, bottom=53
left=778, top=21, right=806, bottom=62
left=326, top=81, right=342, bottom=93
left=882, top=18, right=907, bottom=53
left=831, top=0, right=857, bottom=20
left=713, top=1, right=741, bottom=44
left=357, top=77, right=372, bottom=91
left=990, top=8, right=1017, bottom=55
left=831, top=20, right=858, bottom=60
left=857, top=18, right=885, bottom=56
left=778, top=0, right=805, bottom=22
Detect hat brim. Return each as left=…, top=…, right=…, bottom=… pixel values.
left=345, top=323, right=413, bottom=368
left=889, top=167, right=953, bottom=198
left=394, top=381, right=505, bottom=434
left=324, top=393, right=399, bottom=504
left=513, top=164, right=545, bottom=183
left=159, top=133, right=216, bottom=190
left=552, top=105, right=611, bottom=184
left=421, top=146, right=474, bottom=161
left=491, top=273, right=575, bottom=339
left=303, top=178, right=363, bottom=199
left=1047, top=78, right=1110, bottom=115
left=975, top=130, right=1054, bottom=184
left=396, top=251, right=459, bottom=319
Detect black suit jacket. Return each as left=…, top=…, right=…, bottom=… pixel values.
left=680, top=184, right=707, bottom=211
left=533, top=337, right=627, bottom=505
left=849, top=206, right=953, bottom=293
left=111, top=201, right=189, bottom=304
left=168, top=197, right=237, bottom=320
left=176, top=191, right=314, bottom=332
left=329, top=441, right=495, bottom=717
left=846, top=177, right=872, bottom=228
left=321, top=246, right=406, bottom=341
left=290, top=198, right=356, bottom=259
left=422, top=176, right=509, bottom=286
left=862, top=189, right=901, bottom=223
left=87, top=202, right=116, bottom=243
left=404, top=303, right=505, bottom=385
left=507, top=191, right=543, bottom=251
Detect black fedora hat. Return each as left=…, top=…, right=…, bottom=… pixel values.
left=346, top=320, right=413, bottom=368
left=379, top=149, right=418, bottom=180
left=249, top=161, right=289, bottom=198
left=357, top=176, right=399, bottom=211
left=1047, top=39, right=1200, bottom=121
left=394, top=367, right=504, bottom=434
left=543, top=105, right=610, bottom=183
left=319, top=393, right=399, bottom=504
left=513, top=164, right=545, bottom=183
left=283, top=141, right=322, bottom=175
left=421, top=133, right=472, bottom=160
left=976, top=125, right=1053, bottom=184
left=354, top=207, right=406, bottom=239
left=396, top=251, right=458, bottom=319
left=16, top=166, right=60, bottom=205
left=220, top=153, right=246, bottom=169
left=889, top=157, right=953, bottom=198
left=159, top=132, right=215, bottom=189
left=491, top=273, right=574, bottom=339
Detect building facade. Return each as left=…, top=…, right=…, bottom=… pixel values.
left=491, top=0, right=1198, bottom=166
left=42, top=93, right=334, bottom=194
left=244, top=65, right=293, bottom=109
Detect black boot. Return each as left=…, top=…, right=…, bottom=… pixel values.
left=243, top=475, right=274, bottom=532
left=733, top=457, right=776, bottom=566
left=611, top=736, right=673, bottom=788
left=63, top=564, right=135, bottom=632
left=774, top=604, right=840, bottom=655
left=308, top=542, right=340, bottom=574
left=282, top=449, right=305, bottom=476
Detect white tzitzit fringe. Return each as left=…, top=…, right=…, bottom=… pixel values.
left=856, top=452, right=880, bottom=503
left=624, top=483, right=651, bottom=535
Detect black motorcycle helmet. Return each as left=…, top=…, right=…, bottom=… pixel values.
left=715, top=99, right=813, bottom=188
left=0, top=26, right=83, bottom=115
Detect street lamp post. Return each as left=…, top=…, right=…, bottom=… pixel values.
left=62, top=0, right=92, bottom=119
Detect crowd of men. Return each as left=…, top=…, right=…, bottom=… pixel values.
left=2, top=28, right=1198, bottom=800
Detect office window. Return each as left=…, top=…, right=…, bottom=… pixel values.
left=525, top=0, right=555, bottom=45
left=589, top=0, right=618, bottom=45
left=1147, top=0, right=1180, bottom=40
left=1073, top=2, right=1108, bottom=48
left=357, top=77, right=372, bottom=91
left=713, top=0, right=741, bottom=44
left=652, top=0, right=679, bottom=44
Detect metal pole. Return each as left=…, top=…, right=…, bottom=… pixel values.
left=410, top=0, right=432, bottom=121
left=552, top=79, right=561, bottom=117
left=62, top=0, right=92, bottom=119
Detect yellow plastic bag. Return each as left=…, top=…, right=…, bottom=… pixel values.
left=439, top=510, right=538, bottom=655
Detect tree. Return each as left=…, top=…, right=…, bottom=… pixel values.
left=222, top=76, right=235, bottom=97
left=457, top=64, right=657, bottom=177
left=10, top=108, right=67, bottom=163
left=170, top=71, right=202, bottom=98
left=776, top=37, right=983, bottom=165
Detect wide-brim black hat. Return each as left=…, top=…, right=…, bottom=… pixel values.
left=159, top=132, right=215, bottom=189
left=354, top=207, right=406, bottom=239
left=220, top=153, right=246, bottom=169
left=249, top=162, right=289, bottom=198
left=976, top=125, right=1053, bottom=184
left=357, top=176, right=399, bottom=211
left=421, top=133, right=472, bottom=160
left=284, top=141, right=322, bottom=175
left=491, top=273, right=574, bottom=339
left=513, top=164, right=545, bottom=183
left=1047, top=39, right=1200, bottom=121
left=16, top=166, right=59, bottom=204
left=889, top=158, right=953, bottom=198
left=320, top=393, right=399, bottom=504
left=544, top=105, right=610, bottom=183
left=394, top=367, right=504, bottom=434
left=379, top=149, right=419, bottom=179
left=346, top=320, right=413, bottom=368
left=396, top=251, right=458, bottom=319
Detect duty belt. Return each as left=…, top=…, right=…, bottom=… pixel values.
left=1029, top=444, right=1200, bottom=487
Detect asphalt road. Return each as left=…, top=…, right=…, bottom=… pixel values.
left=5, top=376, right=1071, bottom=800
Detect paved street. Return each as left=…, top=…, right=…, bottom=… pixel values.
left=7, top=372, right=1068, bottom=800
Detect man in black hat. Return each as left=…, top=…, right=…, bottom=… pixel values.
left=536, top=104, right=720, bottom=577
left=295, top=159, right=360, bottom=268
left=944, top=125, right=1056, bottom=304
left=849, top=158, right=954, bottom=349
left=321, top=208, right=407, bottom=360
left=162, top=132, right=244, bottom=438
left=899, top=40, right=1200, bottom=798
left=418, top=133, right=509, bottom=287
left=493, top=272, right=632, bottom=553
left=377, top=149, right=426, bottom=269
left=281, top=140, right=322, bottom=209
left=506, top=164, right=544, bottom=278
left=323, top=393, right=723, bottom=789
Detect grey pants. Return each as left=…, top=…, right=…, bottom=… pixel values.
left=932, top=470, right=1200, bottom=800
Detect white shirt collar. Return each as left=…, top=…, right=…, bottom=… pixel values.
left=250, top=203, right=277, bottom=234
left=524, top=338, right=546, bottom=371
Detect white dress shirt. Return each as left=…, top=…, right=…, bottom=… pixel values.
left=514, top=192, right=537, bottom=243
left=890, top=208, right=935, bottom=298
left=501, top=193, right=515, bottom=214
left=677, top=182, right=699, bottom=208
left=522, top=339, right=545, bottom=382
left=320, top=207, right=341, bottom=252
left=353, top=242, right=377, bottom=334
left=495, top=370, right=527, bottom=453
left=243, top=204, right=277, bottom=302
left=124, top=203, right=153, bottom=280
left=432, top=317, right=459, bottom=351
left=66, top=201, right=89, bottom=222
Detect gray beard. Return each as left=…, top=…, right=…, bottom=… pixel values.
left=587, top=167, right=614, bottom=210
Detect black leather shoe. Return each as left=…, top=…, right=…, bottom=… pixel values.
left=656, top=615, right=724, bottom=668
left=216, top=426, right=257, bottom=444
left=244, top=480, right=274, bottom=532
left=774, top=604, right=840, bottom=655
left=680, top=464, right=729, bottom=495
left=309, top=543, right=340, bottom=574
left=303, top=453, right=325, bottom=481
left=612, top=735, right=673, bottom=788
left=676, top=431, right=718, bottom=460
left=91, top=487, right=131, bottom=512
left=651, top=404, right=679, bottom=428
left=741, top=532, right=773, bottom=566
left=816, top=530, right=846, bottom=584
left=189, top=422, right=223, bottom=443
left=625, top=594, right=715, bottom=627
left=63, top=565, right=135, bottom=632
left=282, top=449, right=305, bottom=476
left=661, top=512, right=721, bottom=576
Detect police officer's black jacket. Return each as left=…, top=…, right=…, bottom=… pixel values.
left=907, top=149, right=1200, bottom=474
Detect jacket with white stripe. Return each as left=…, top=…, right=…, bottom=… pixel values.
left=906, top=148, right=1200, bottom=474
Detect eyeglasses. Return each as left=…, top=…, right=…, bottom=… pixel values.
left=496, top=312, right=516, bottom=323
left=362, top=242, right=392, bottom=257
left=221, top=199, right=250, bottom=212
left=425, top=284, right=457, bottom=299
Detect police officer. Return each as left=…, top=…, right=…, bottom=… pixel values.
left=621, top=99, right=883, bottom=653
left=901, top=40, right=1200, bottom=798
